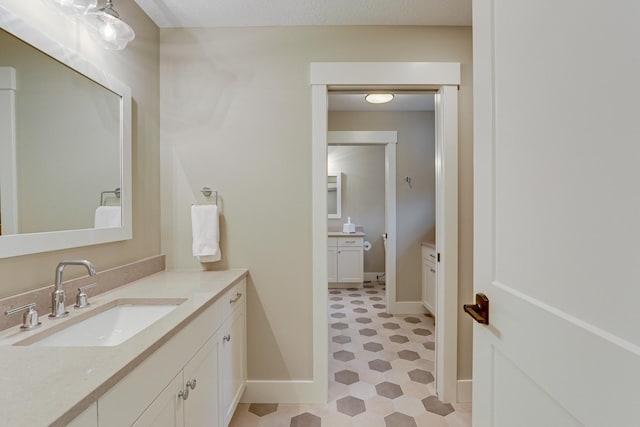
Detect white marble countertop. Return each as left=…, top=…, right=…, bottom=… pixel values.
left=421, top=241, right=436, bottom=249
left=328, top=232, right=365, bottom=237
left=0, top=268, right=248, bottom=426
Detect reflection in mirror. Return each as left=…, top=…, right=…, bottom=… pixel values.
left=0, top=5, right=131, bottom=258
left=0, top=28, right=121, bottom=235
left=328, top=172, right=342, bottom=219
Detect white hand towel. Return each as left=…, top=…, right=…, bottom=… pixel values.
left=191, top=205, right=221, bottom=263
left=94, top=206, right=121, bottom=228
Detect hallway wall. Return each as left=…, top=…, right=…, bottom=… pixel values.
left=159, top=25, right=474, bottom=383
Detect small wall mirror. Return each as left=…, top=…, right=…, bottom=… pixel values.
left=0, top=6, right=132, bottom=258
left=328, top=172, right=342, bottom=219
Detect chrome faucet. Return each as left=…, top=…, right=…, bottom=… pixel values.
left=50, top=260, right=97, bottom=318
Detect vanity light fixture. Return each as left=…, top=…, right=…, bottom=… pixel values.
left=48, top=0, right=97, bottom=16
left=84, top=0, right=135, bottom=50
left=365, top=93, right=394, bottom=104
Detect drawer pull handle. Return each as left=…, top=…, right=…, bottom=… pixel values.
left=344, top=240, right=356, bottom=243
left=187, top=379, right=197, bottom=390
left=429, top=254, right=436, bottom=258
left=223, top=334, right=231, bottom=342
left=430, top=268, right=436, bottom=273
left=229, top=293, right=242, bottom=304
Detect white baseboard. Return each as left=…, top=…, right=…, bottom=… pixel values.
left=389, top=301, right=427, bottom=315
left=364, top=272, right=385, bottom=282
left=456, top=379, right=472, bottom=403
left=241, top=380, right=324, bottom=404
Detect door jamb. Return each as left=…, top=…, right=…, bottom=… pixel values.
left=311, top=62, right=460, bottom=403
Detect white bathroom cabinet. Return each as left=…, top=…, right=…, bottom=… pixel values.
left=96, top=279, right=246, bottom=427
left=328, top=236, right=364, bottom=287
left=421, top=245, right=437, bottom=316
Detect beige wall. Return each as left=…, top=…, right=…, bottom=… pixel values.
left=160, top=26, right=473, bottom=381
left=330, top=111, right=436, bottom=301
left=0, top=0, right=161, bottom=298
left=327, top=145, right=385, bottom=273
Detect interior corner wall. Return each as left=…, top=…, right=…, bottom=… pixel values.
left=0, top=0, right=161, bottom=298
left=160, top=25, right=474, bottom=383
left=329, top=111, right=436, bottom=302
left=327, top=144, right=385, bottom=273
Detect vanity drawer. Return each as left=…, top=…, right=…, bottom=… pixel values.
left=327, top=237, right=338, bottom=247
left=221, top=278, right=246, bottom=321
left=338, top=237, right=363, bottom=247
left=422, top=246, right=437, bottom=264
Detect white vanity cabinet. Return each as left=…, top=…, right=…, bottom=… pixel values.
left=328, top=235, right=364, bottom=287
left=421, top=245, right=437, bottom=316
left=97, top=279, right=246, bottom=427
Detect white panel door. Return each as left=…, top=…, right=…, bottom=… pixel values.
left=473, top=1, right=640, bottom=426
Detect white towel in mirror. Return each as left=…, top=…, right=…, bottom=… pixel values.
left=191, top=205, right=220, bottom=262
left=94, top=206, right=121, bottom=228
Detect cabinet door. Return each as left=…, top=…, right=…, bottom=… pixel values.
left=183, top=332, right=220, bottom=426
left=425, top=262, right=436, bottom=316
left=132, top=373, right=184, bottom=427
left=327, top=246, right=338, bottom=282
left=422, top=259, right=429, bottom=310
left=337, top=247, right=363, bottom=283
left=219, top=304, right=246, bottom=427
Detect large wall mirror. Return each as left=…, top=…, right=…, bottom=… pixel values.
left=328, top=172, right=342, bottom=219
left=0, top=6, right=132, bottom=258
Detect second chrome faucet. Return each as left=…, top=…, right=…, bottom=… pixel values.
left=50, top=260, right=97, bottom=318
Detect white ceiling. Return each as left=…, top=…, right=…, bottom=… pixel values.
left=329, top=93, right=435, bottom=111
left=134, top=0, right=471, bottom=28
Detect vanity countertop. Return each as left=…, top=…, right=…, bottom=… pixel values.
left=328, top=231, right=365, bottom=237
left=421, top=241, right=436, bottom=250
left=0, top=268, right=248, bottom=426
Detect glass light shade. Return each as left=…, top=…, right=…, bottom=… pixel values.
left=84, top=1, right=135, bottom=50
left=365, top=93, right=395, bottom=104
left=48, top=0, right=97, bottom=15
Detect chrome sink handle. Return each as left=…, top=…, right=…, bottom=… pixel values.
left=75, top=282, right=97, bottom=309
left=5, top=303, right=41, bottom=330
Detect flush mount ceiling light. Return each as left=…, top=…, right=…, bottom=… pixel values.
left=48, top=0, right=97, bottom=16
left=84, top=0, right=135, bottom=50
left=365, top=93, right=394, bottom=104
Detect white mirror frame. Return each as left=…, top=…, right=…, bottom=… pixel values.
left=0, top=5, right=132, bottom=258
left=328, top=172, right=342, bottom=219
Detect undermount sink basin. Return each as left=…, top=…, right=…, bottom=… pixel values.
left=16, top=298, right=186, bottom=347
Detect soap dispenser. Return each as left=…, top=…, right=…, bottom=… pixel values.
left=343, top=217, right=356, bottom=233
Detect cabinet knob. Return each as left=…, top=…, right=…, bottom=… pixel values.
left=178, top=387, right=189, bottom=400
left=223, top=334, right=231, bottom=342
left=187, top=379, right=197, bottom=390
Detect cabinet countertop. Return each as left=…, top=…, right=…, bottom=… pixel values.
left=421, top=242, right=436, bottom=250
left=0, top=268, right=248, bottom=427
left=328, top=232, right=365, bottom=237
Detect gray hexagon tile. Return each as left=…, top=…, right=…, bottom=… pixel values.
left=403, top=316, right=422, bottom=324
left=336, top=336, right=354, bottom=347
left=363, top=342, right=384, bottom=352
left=331, top=312, right=346, bottom=318
left=359, top=328, right=377, bottom=336
left=336, top=395, right=366, bottom=416
left=353, top=308, right=368, bottom=313
left=408, top=369, right=434, bottom=384
left=335, top=369, right=359, bottom=385
left=248, top=403, right=278, bottom=417
left=412, top=328, right=432, bottom=336
left=423, top=341, right=435, bottom=350
left=375, top=381, right=403, bottom=399
left=389, top=335, right=409, bottom=344
left=422, top=395, right=455, bottom=416
left=368, top=359, right=392, bottom=372
left=290, top=412, right=321, bottom=427
left=398, top=350, right=420, bottom=361
left=356, top=317, right=372, bottom=324
left=384, top=412, right=418, bottom=427
left=332, top=322, right=348, bottom=330
left=331, top=304, right=344, bottom=309
left=334, top=350, right=355, bottom=362
left=378, top=312, right=393, bottom=319
left=382, top=322, right=400, bottom=330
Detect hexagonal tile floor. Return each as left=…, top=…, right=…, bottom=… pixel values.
left=229, top=282, right=471, bottom=427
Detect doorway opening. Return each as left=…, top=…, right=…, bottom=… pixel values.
left=311, top=62, right=460, bottom=404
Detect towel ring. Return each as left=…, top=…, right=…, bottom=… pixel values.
left=201, top=186, right=218, bottom=206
